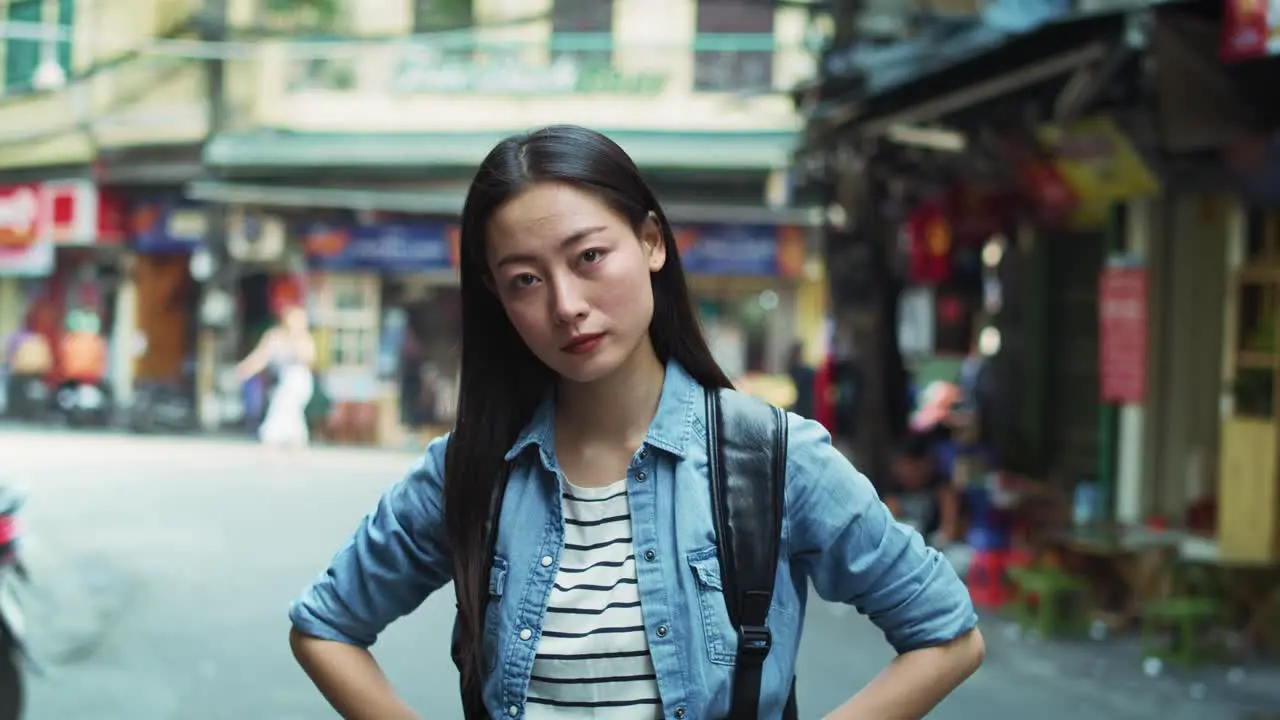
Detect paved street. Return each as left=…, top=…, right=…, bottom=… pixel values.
left=2, top=431, right=1274, bottom=719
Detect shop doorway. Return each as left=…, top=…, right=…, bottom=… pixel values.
left=238, top=272, right=276, bottom=358
left=383, top=281, right=460, bottom=429
left=134, top=255, right=197, bottom=384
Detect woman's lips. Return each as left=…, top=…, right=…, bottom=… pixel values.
left=561, top=333, right=605, bottom=355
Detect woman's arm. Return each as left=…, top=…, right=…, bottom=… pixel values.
left=288, top=435, right=454, bottom=717
left=290, top=630, right=421, bottom=720
left=235, top=330, right=274, bottom=380
left=784, top=416, right=983, bottom=717
left=936, top=484, right=961, bottom=543
left=824, top=628, right=984, bottom=720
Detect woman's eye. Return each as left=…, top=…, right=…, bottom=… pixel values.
left=580, top=249, right=605, bottom=264
left=512, top=274, right=538, bottom=289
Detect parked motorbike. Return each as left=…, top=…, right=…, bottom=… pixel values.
left=52, top=380, right=112, bottom=428
left=2, top=376, right=49, bottom=423
left=0, top=485, right=27, bottom=720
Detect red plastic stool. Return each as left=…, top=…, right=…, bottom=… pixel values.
left=967, top=549, right=1013, bottom=609
left=1006, top=547, right=1034, bottom=571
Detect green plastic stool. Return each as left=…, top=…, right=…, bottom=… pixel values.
left=1140, top=597, right=1227, bottom=668
left=1008, top=566, right=1091, bottom=639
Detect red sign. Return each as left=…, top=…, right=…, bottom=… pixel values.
left=1222, top=0, right=1272, bottom=62
left=1099, top=266, right=1147, bottom=404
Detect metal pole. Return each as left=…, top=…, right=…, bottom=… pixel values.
left=197, top=0, right=235, bottom=432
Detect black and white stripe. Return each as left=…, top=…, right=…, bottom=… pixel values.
left=527, top=479, right=662, bottom=719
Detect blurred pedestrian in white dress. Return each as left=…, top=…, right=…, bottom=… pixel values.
left=235, top=305, right=317, bottom=448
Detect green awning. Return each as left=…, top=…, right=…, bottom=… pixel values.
left=204, top=128, right=800, bottom=172
left=185, top=179, right=824, bottom=226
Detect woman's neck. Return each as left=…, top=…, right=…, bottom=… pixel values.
left=555, top=339, right=666, bottom=448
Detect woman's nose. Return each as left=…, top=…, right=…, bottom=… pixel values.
left=550, top=279, right=590, bottom=324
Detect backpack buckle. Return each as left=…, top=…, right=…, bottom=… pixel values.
left=738, top=624, right=772, bottom=656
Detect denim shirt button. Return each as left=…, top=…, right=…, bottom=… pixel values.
left=674, top=709, right=686, bottom=719
left=519, top=628, right=533, bottom=641
left=507, top=704, right=519, bottom=717
left=656, top=624, right=669, bottom=638
left=639, top=448, right=648, bottom=459
left=643, top=549, right=656, bottom=562
left=636, top=470, right=647, bottom=482
left=540, top=555, right=553, bottom=567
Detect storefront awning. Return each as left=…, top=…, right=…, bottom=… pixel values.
left=809, top=4, right=1195, bottom=139
left=184, top=180, right=825, bottom=227
left=203, top=128, right=802, bottom=173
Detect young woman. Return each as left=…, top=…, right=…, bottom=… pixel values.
left=288, top=126, right=984, bottom=719
left=235, top=304, right=316, bottom=448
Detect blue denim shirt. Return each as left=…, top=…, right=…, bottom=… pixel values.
left=290, top=361, right=978, bottom=719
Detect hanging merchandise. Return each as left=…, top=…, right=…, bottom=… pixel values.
left=999, top=134, right=1078, bottom=228
left=934, top=285, right=973, bottom=356
left=1221, top=0, right=1275, bottom=62
left=906, top=201, right=952, bottom=285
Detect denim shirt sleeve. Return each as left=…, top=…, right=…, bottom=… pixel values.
left=288, top=434, right=454, bottom=648
left=784, top=416, right=978, bottom=654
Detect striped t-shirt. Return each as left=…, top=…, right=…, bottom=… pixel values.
left=526, top=478, right=663, bottom=719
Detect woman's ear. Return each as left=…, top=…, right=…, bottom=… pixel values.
left=641, top=212, right=667, bottom=273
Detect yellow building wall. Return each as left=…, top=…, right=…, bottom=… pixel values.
left=794, top=260, right=828, bottom=366
left=246, top=0, right=813, bottom=134
left=0, top=0, right=814, bottom=170
left=0, top=0, right=207, bottom=171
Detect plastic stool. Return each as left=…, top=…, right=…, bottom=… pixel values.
left=1141, top=597, right=1227, bottom=668
left=1008, top=566, right=1090, bottom=639
left=967, top=549, right=1012, bottom=609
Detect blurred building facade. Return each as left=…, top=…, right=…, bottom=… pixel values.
left=0, top=0, right=209, bottom=417
left=0, top=0, right=829, bottom=446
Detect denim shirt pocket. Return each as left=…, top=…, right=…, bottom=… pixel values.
left=483, top=556, right=509, bottom=672
left=687, top=545, right=737, bottom=666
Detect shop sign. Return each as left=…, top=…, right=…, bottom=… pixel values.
left=1037, top=116, right=1158, bottom=228
left=390, top=46, right=668, bottom=96
left=1099, top=262, right=1147, bottom=404
left=131, top=198, right=208, bottom=254
left=44, top=180, right=125, bottom=246
left=676, top=224, right=803, bottom=277
left=0, top=184, right=53, bottom=277
left=303, top=221, right=453, bottom=273
left=1222, top=0, right=1276, bottom=63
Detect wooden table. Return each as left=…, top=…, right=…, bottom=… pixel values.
left=1047, top=526, right=1183, bottom=627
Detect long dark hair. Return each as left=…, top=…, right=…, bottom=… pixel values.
left=447, top=125, right=731, bottom=713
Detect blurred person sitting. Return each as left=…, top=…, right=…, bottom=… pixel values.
left=884, top=432, right=961, bottom=547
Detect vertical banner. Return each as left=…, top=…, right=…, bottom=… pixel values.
left=1098, top=264, right=1147, bottom=404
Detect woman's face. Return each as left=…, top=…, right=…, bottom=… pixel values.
left=486, top=182, right=666, bottom=384
left=281, top=306, right=308, bottom=333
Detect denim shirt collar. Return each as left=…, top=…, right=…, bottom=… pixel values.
left=503, top=358, right=701, bottom=465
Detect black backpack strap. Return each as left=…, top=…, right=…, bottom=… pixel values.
left=706, top=388, right=793, bottom=719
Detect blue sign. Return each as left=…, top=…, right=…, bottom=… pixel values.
left=303, top=221, right=454, bottom=273
left=131, top=199, right=207, bottom=255
left=677, top=224, right=785, bottom=277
